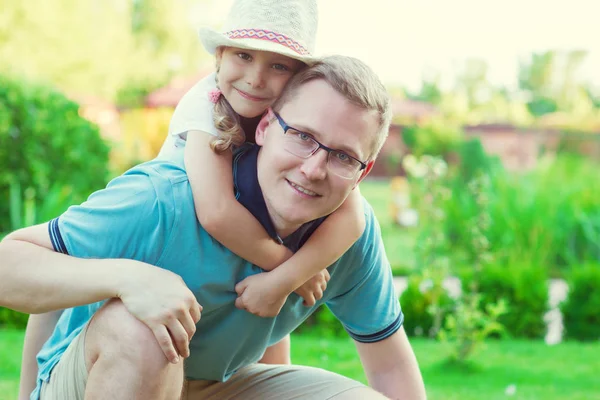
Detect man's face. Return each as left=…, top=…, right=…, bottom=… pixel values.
left=255, top=79, right=379, bottom=236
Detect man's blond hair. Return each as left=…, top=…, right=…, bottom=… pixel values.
left=272, top=55, right=392, bottom=161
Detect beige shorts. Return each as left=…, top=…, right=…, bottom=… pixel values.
left=40, top=325, right=386, bottom=400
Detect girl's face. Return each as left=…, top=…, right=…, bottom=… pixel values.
left=216, top=47, right=303, bottom=118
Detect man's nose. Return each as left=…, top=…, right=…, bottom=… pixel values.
left=300, top=149, right=328, bottom=181
left=246, top=65, right=266, bottom=89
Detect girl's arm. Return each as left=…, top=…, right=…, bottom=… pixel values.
left=234, top=188, right=365, bottom=317
left=184, top=131, right=292, bottom=271
left=19, top=311, right=63, bottom=400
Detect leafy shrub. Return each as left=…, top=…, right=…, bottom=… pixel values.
left=111, top=107, right=172, bottom=174
left=464, top=261, right=548, bottom=338
left=0, top=74, right=110, bottom=232
left=296, top=305, right=346, bottom=338
left=400, top=275, right=455, bottom=337
left=560, top=263, right=600, bottom=341
left=0, top=307, right=28, bottom=329
left=401, top=120, right=463, bottom=158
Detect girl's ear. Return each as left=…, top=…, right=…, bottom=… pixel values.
left=255, top=108, right=274, bottom=146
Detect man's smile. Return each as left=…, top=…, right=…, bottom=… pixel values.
left=286, top=179, right=321, bottom=198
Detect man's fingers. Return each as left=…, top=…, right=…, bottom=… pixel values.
left=180, top=310, right=197, bottom=341
left=167, top=320, right=191, bottom=359
left=152, top=325, right=179, bottom=364
left=190, top=301, right=202, bottom=324
left=324, top=270, right=331, bottom=281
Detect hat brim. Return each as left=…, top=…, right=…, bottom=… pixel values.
left=199, top=28, right=318, bottom=66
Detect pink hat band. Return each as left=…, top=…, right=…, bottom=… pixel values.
left=224, top=28, right=311, bottom=56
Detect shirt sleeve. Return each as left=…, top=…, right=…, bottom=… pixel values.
left=325, top=200, right=403, bottom=343
left=168, top=73, right=219, bottom=138
left=48, top=168, right=176, bottom=264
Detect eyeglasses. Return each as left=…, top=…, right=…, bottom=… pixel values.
left=273, top=111, right=367, bottom=179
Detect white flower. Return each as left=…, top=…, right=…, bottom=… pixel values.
left=505, top=384, right=517, bottom=396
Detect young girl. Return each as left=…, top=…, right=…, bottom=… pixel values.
left=159, top=0, right=366, bottom=317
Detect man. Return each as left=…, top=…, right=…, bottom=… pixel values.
left=0, top=56, right=426, bottom=400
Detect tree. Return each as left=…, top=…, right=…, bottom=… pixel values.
left=0, top=0, right=209, bottom=103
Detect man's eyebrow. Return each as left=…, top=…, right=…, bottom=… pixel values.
left=292, top=123, right=363, bottom=160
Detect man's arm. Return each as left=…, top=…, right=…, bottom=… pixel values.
left=355, top=327, right=426, bottom=400
left=18, top=311, right=62, bottom=400
left=0, top=223, right=200, bottom=364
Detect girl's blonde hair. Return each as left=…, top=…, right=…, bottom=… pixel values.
left=209, top=91, right=245, bottom=153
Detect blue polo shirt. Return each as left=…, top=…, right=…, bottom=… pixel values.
left=32, top=145, right=403, bottom=400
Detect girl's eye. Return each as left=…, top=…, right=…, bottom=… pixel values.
left=237, top=52, right=252, bottom=61
left=272, top=63, right=290, bottom=72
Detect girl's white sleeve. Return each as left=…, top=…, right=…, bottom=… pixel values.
left=169, top=72, right=219, bottom=138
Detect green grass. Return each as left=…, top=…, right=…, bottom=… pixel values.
left=361, top=179, right=417, bottom=275
left=3, top=328, right=599, bottom=400
left=0, top=329, right=22, bottom=400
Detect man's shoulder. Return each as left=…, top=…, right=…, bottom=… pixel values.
left=99, top=160, right=193, bottom=216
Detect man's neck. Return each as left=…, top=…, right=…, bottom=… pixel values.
left=264, top=202, right=302, bottom=240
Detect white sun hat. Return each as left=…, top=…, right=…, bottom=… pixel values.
left=198, top=0, right=319, bottom=65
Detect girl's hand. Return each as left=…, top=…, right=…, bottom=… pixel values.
left=294, top=269, right=330, bottom=307
left=235, top=272, right=291, bottom=317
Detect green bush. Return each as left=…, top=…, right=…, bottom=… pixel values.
left=560, top=264, right=600, bottom=341
left=442, top=153, right=600, bottom=279
left=400, top=275, right=455, bottom=337
left=464, top=261, right=548, bottom=338
left=296, top=305, right=346, bottom=338
left=401, top=120, right=463, bottom=158
left=0, top=74, right=110, bottom=232
left=0, top=307, right=28, bottom=328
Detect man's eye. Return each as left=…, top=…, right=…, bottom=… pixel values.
left=335, top=152, right=350, bottom=162
left=237, top=52, right=252, bottom=61
left=298, top=132, right=311, bottom=141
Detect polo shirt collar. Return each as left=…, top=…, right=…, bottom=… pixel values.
left=233, top=144, right=325, bottom=252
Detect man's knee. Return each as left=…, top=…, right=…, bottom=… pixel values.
left=86, top=299, right=169, bottom=368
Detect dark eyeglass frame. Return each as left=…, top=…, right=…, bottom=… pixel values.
left=272, top=111, right=368, bottom=175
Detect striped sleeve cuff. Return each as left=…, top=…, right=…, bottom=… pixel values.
left=346, top=313, right=404, bottom=343
left=48, top=217, right=69, bottom=254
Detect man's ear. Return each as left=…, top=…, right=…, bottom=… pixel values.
left=255, top=108, right=274, bottom=146
left=354, top=160, right=375, bottom=188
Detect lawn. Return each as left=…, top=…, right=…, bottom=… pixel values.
left=2, top=328, right=599, bottom=400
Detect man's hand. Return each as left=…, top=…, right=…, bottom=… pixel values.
left=117, top=264, right=202, bottom=364
left=294, top=269, right=330, bottom=307
left=234, top=272, right=290, bottom=317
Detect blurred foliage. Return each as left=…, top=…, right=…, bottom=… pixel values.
left=560, top=264, right=600, bottom=341
left=0, top=0, right=208, bottom=105
left=406, top=50, right=599, bottom=130
left=0, top=308, right=28, bottom=329
left=462, top=261, right=549, bottom=339
left=111, top=107, right=173, bottom=173
left=295, top=305, right=346, bottom=338
left=401, top=120, right=463, bottom=157
left=400, top=274, right=455, bottom=338
left=0, top=74, right=110, bottom=233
